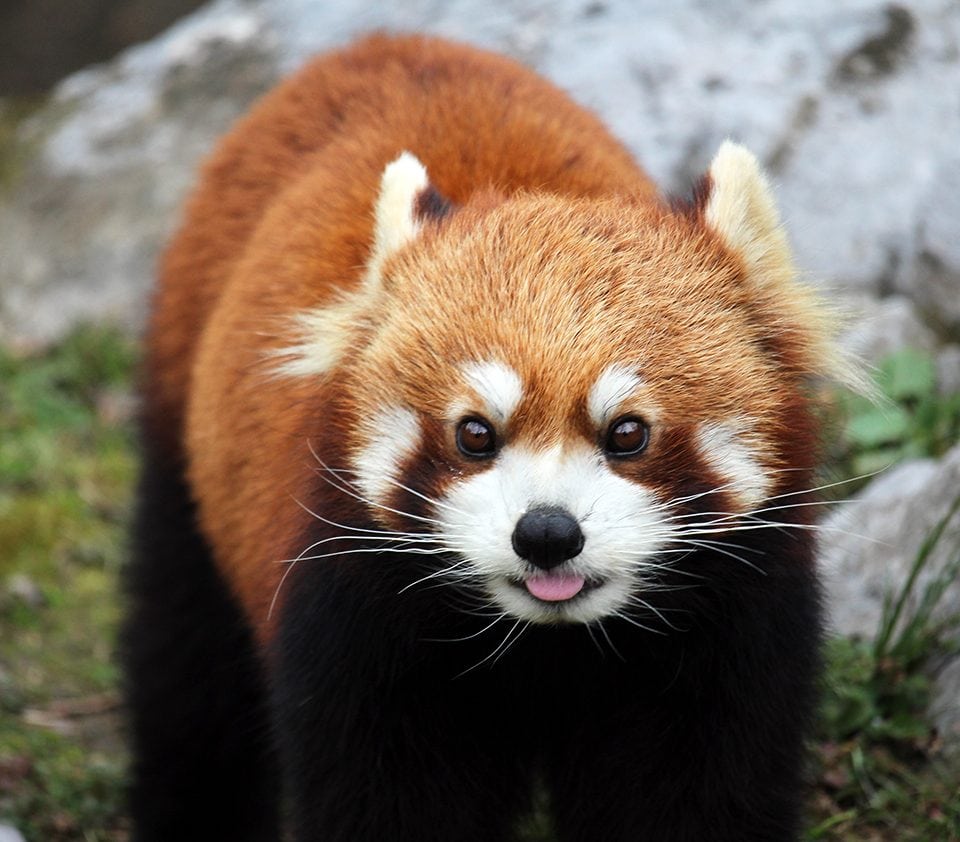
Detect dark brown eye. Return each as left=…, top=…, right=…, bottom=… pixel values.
left=604, top=416, right=649, bottom=457
left=456, top=417, right=497, bottom=457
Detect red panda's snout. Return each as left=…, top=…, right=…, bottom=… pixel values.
left=510, top=506, right=585, bottom=571
left=431, top=436, right=675, bottom=625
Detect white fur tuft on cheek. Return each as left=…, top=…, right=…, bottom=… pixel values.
left=351, top=406, right=421, bottom=507
left=695, top=419, right=771, bottom=510
left=267, top=301, right=363, bottom=378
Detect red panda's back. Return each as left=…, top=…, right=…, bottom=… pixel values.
left=145, top=34, right=655, bottom=460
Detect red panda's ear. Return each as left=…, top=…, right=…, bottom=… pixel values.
left=365, top=152, right=452, bottom=292
left=702, top=142, right=875, bottom=394
left=702, top=141, right=792, bottom=291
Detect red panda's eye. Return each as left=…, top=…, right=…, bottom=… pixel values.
left=605, top=416, right=649, bottom=457
left=456, top=418, right=497, bottom=457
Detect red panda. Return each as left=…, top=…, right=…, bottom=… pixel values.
left=125, top=33, right=858, bottom=842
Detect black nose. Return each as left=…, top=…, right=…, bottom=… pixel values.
left=511, top=506, right=585, bottom=570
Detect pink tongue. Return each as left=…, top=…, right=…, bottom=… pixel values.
left=525, top=573, right=586, bottom=602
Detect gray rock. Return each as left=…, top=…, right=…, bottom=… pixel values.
left=936, top=344, right=960, bottom=395
left=824, top=448, right=960, bottom=632
left=908, top=150, right=960, bottom=335
left=0, top=0, right=282, bottom=344
left=0, top=0, right=958, bottom=346
left=821, top=444, right=960, bottom=751
left=5, top=572, right=45, bottom=608
left=0, top=825, right=26, bottom=842
left=771, top=2, right=959, bottom=306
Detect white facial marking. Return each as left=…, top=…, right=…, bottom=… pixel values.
left=436, top=444, right=673, bottom=624
left=461, top=360, right=524, bottom=425
left=695, top=419, right=771, bottom=511
left=587, top=364, right=645, bottom=428
left=352, top=406, right=421, bottom=507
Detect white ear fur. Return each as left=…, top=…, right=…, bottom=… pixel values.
left=364, top=152, right=429, bottom=293
left=704, top=141, right=791, bottom=285
left=704, top=141, right=875, bottom=395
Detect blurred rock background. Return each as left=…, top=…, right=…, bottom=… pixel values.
left=0, top=1, right=958, bottom=837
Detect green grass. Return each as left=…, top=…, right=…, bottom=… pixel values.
left=0, top=330, right=957, bottom=840
left=0, top=326, right=136, bottom=840
left=808, top=493, right=960, bottom=840
left=830, top=347, right=960, bottom=481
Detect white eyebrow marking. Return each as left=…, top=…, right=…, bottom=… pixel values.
left=461, top=360, right=524, bottom=424
left=587, top=364, right=644, bottom=427
left=695, top=419, right=772, bottom=510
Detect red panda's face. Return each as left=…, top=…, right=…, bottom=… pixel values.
left=335, top=193, right=811, bottom=626
left=275, top=148, right=854, bottom=627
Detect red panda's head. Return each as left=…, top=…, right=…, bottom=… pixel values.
left=274, top=146, right=861, bottom=626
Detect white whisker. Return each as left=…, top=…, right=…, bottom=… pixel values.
left=422, top=612, right=508, bottom=643
left=286, top=546, right=452, bottom=564
left=627, top=596, right=686, bottom=631
left=279, top=533, right=446, bottom=565
left=456, top=618, right=526, bottom=677
left=612, top=611, right=667, bottom=635
left=268, top=558, right=298, bottom=621
left=585, top=623, right=606, bottom=659
left=292, top=496, right=423, bottom=537
left=321, top=464, right=469, bottom=517
left=596, top=620, right=626, bottom=661
left=671, top=538, right=767, bottom=575
left=306, top=444, right=449, bottom=527
left=398, top=558, right=476, bottom=594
